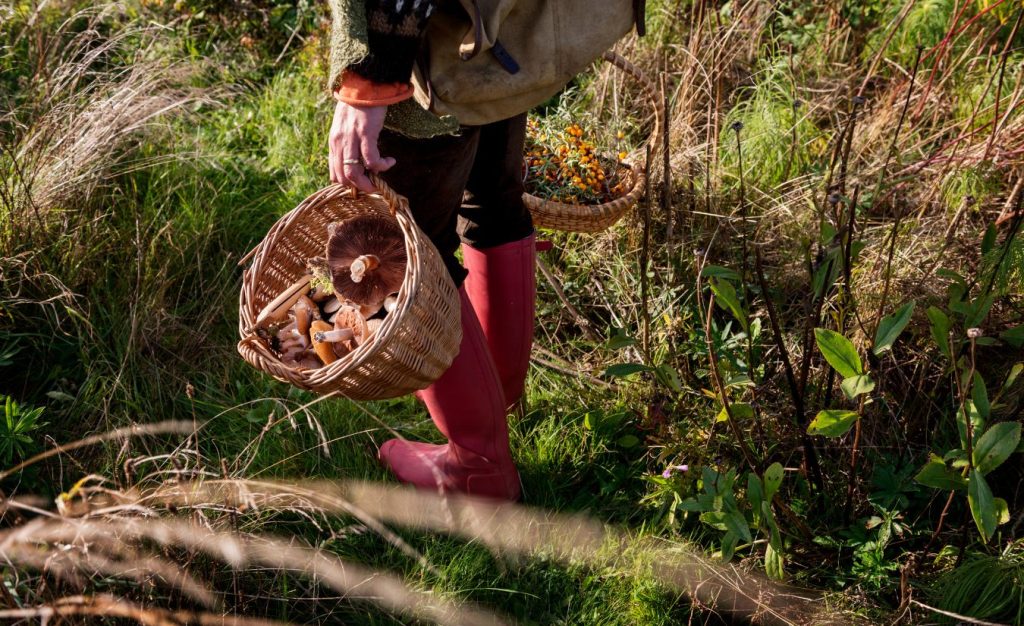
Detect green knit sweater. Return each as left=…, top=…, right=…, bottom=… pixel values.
left=327, top=0, right=459, bottom=138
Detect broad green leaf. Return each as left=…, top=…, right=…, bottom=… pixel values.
left=914, top=456, right=967, bottom=491
left=972, top=373, right=990, bottom=421
left=1002, top=363, right=1023, bottom=392
left=964, top=295, right=994, bottom=329
left=841, top=374, right=876, bottom=401
left=747, top=473, right=764, bottom=520
left=1002, top=325, right=1024, bottom=349
left=968, top=469, right=997, bottom=542
left=807, top=409, right=860, bottom=438
left=973, top=422, right=1021, bottom=475
left=724, top=510, right=753, bottom=544
left=606, top=334, right=637, bottom=350
left=700, top=511, right=729, bottom=531
left=701, top=265, right=741, bottom=281
left=927, top=306, right=952, bottom=360
left=654, top=364, right=683, bottom=393
left=814, top=328, right=863, bottom=378
left=981, top=223, right=998, bottom=255
left=765, top=543, right=785, bottom=581
left=717, top=402, right=754, bottom=423
left=720, top=531, right=738, bottom=563
left=994, top=498, right=1010, bottom=526
left=873, top=301, right=916, bottom=356
left=604, top=363, right=649, bottom=378
left=617, top=434, right=641, bottom=449
left=763, top=462, right=784, bottom=502
left=710, top=278, right=748, bottom=332
left=762, top=502, right=782, bottom=551
left=957, top=401, right=986, bottom=451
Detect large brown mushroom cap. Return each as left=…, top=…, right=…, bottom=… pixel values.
left=327, top=215, right=406, bottom=310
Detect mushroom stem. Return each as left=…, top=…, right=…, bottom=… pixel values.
left=314, top=328, right=355, bottom=343
left=349, top=255, right=380, bottom=283
left=256, top=275, right=313, bottom=328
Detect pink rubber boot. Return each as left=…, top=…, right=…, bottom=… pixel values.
left=379, top=287, right=521, bottom=501
left=461, top=233, right=537, bottom=408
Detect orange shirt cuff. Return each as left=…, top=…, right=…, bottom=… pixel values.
left=334, top=71, right=414, bottom=106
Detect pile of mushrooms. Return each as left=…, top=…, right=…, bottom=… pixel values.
left=254, top=215, right=406, bottom=370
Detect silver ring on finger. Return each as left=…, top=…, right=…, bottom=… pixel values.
left=343, top=159, right=363, bottom=166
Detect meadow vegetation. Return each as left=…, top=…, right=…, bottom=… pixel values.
left=1, top=0, right=1023, bottom=624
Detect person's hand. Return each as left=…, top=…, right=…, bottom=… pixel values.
left=328, top=99, right=396, bottom=192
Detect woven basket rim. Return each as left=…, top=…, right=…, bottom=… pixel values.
left=523, top=50, right=660, bottom=231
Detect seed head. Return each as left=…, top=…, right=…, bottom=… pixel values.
left=967, top=328, right=983, bottom=339
left=731, top=121, right=744, bottom=132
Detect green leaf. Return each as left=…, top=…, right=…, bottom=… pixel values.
left=914, top=456, right=967, bottom=491
left=841, top=374, right=876, bottom=401
left=763, top=462, right=784, bottom=502
left=724, top=510, right=753, bottom=544
left=616, top=434, right=641, bottom=449
left=765, top=542, right=785, bottom=581
left=807, top=409, right=860, bottom=438
left=814, top=328, right=863, bottom=378
left=701, top=265, right=741, bottom=281
left=720, top=531, right=738, bottom=562
left=973, top=422, right=1021, bottom=475
left=873, top=301, right=916, bottom=356
left=972, top=372, right=990, bottom=421
left=1002, top=363, right=1023, bottom=392
left=710, top=278, right=748, bottom=332
left=716, top=402, right=754, bottom=423
left=964, top=295, right=994, bottom=329
left=958, top=401, right=986, bottom=451
left=994, top=498, right=1010, bottom=526
left=604, top=363, right=650, bottom=378
left=968, top=469, right=997, bottom=542
left=747, top=473, right=764, bottom=519
left=654, top=364, right=683, bottom=393
left=605, top=334, right=637, bottom=350
left=981, top=223, right=998, bottom=254
left=927, top=307, right=952, bottom=361
left=700, top=511, right=729, bottom=531
left=1001, top=325, right=1024, bottom=349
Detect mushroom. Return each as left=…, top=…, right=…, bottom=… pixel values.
left=256, top=275, right=313, bottom=328
left=309, top=320, right=346, bottom=365
left=291, top=295, right=321, bottom=336
left=327, top=216, right=406, bottom=311
left=366, top=318, right=384, bottom=338
left=383, top=293, right=399, bottom=314
left=322, top=297, right=343, bottom=315
left=332, top=304, right=370, bottom=353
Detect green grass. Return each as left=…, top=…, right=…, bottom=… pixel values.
left=3, top=1, right=1024, bottom=624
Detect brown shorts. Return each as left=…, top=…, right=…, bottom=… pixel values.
left=379, top=113, right=534, bottom=286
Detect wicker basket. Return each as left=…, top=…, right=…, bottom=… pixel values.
left=524, top=50, right=662, bottom=233
left=237, top=179, right=462, bottom=400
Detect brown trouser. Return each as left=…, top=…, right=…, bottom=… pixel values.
left=379, top=113, right=534, bottom=286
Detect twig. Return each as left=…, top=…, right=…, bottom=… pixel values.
left=909, top=600, right=1011, bottom=626
left=536, top=256, right=601, bottom=341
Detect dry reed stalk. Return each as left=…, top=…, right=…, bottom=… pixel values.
left=1, top=9, right=213, bottom=222
left=120, top=479, right=850, bottom=625
left=0, top=515, right=511, bottom=626
left=0, top=594, right=298, bottom=626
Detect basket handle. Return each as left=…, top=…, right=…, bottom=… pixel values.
left=366, top=174, right=409, bottom=218
left=601, top=50, right=663, bottom=160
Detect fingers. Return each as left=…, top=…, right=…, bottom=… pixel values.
left=360, top=133, right=396, bottom=174
left=342, top=143, right=376, bottom=193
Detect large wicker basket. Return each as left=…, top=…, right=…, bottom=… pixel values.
left=237, top=180, right=461, bottom=400
left=524, top=50, right=662, bottom=233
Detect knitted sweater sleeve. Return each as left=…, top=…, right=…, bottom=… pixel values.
left=345, top=0, right=436, bottom=87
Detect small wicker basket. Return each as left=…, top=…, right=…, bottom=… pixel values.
left=524, top=50, right=662, bottom=233
left=237, top=179, right=462, bottom=400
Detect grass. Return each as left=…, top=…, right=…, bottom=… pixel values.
left=2, top=0, right=1024, bottom=624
